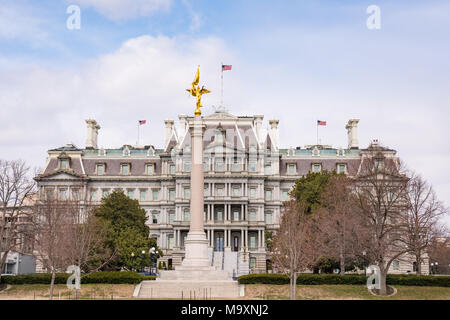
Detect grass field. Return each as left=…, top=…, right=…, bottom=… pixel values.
left=1, top=283, right=449, bottom=300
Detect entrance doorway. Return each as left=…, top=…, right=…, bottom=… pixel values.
left=233, top=236, right=240, bottom=252
left=215, top=233, right=224, bottom=251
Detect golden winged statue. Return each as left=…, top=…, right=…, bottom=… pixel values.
left=186, top=66, right=211, bottom=116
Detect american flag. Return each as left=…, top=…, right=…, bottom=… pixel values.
left=222, top=64, right=232, bottom=71
left=317, top=120, right=326, bottom=126
left=139, top=120, right=147, bottom=125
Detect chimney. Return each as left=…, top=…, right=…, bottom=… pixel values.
left=254, top=115, right=264, bottom=143
left=85, top=119, right=100, bottom=149
left=345, top=119, right=360, bottom=149
left=164, top=119, right=174, bottom=147
left=178, top=114, right=188, bottom=139
left=269, top=119, right=279, bottom=150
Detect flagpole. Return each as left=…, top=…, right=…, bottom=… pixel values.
left=137, top=122, right=140, bottom=146
left=316, top=122, right=319, bottom=146
left=220, top=63, right=224, bottom=107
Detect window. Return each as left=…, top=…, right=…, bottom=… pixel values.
left=216, top=160, right=224, bottom=171
left=393, top=260, right=399, bottom=271
left=337, top=164, right=346, bottom=174
left=127, top=190, right=134, bottom=199
left=168, top=235, right=174, bottom=249
left=249, top=234, right=257, bottom=248
left=250, top=188, right=256, bottom=199
left=265, top=212, right=272, bottom=224
left=232, top=186, right=240, bottom=197
left=59, top=189, right=67, bottom=200
left=312, top=164, right=321, bottom=173
left=216, top=185, right=224, bottom=196
left=249, top=210, right=256, bottom=221
left=374, top=159, right=383, bottom=169
left=102, top=189, right=109, bottom=198
left=168, top=211, right=175, bottom=224
left=169, top=164, right=175, bottom=174
left=204, top=186, right=208, bottom=197
left=249, top=161, right=256, bottom=172
left=152, top=189, right=159, bottom=201
left=233, top=210, right=240, bottom=221
left=282, top=190, right=289, bottom=201
left=184, top=188, right=190, bottom=199
left=60, top=159, right=68, bottom=169
left=183, top=209, right=190, bottom=222
left=264, top=163, right=271, bottom=175
left=146, top=164, right=154, bottom=175
left=140, top=190, right=146, bottom=201
left=215, top=210, right=223, bottom=221
left=232, top=161, right=240, bottom=171
left=96, top=164, right=105, bottom=175
left=184, top=162, right=191, bottom=172
left=72, top=189, right=79, bottom=201
left=169, top=189, right=175, bottom=201
left=152, top=213, right=158, bottom=224
left=121, top=164, right=130, bottom=175
left=250, top=257, right=256, bottom=270
left=288, top=164, right=296, bottom=175
left=90, top=190, right=97, bottom=201
left=265, top=189, right=272, bottom=201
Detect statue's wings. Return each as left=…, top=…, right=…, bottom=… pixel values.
left=186, top=88, right=196, bottom=97
left=199, top=87, right=211, bottom=94
left=193, top=67, right=200, bottom=86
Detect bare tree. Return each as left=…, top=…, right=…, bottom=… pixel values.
left=404, top=174, right=448, bottom=274
left=64, top=193, right=114, bottom=299
left=271, top=200, right=322, bottom=300
left=353, top=150, right=410, bottom=295
left=320, top=175, right=369, bottom=275
left=0, top=159, right=36, bottom=281
left=33, top=197, right=74, bottom=300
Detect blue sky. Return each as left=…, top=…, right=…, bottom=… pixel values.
left=1, top=0, right=449, bottom=225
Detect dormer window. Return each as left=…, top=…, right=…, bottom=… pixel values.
left=169, top=164, right=176, bottom=175
left=288, top=163, right=296, bottom=175
left=96, top=164, right=105, bottom=175
left=337, top=163, right=347, bottom=174
left=60, top=159, right=69, bottom=169
left=312, top=163, right=321, bottom=173
left=374, top=158, right=383, bottom=169
left=146, top=164, right=154, bottom=175
left=121, top=163, right=130, bottom=175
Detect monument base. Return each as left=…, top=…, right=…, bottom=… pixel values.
left=180, top=231, right=210, bottom=268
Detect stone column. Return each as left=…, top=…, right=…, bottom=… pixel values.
left=180, top=115, right=210, bottom=269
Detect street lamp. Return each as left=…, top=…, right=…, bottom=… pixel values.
left=141, top=250, right=146, bottom=273
left=150, top=247, right=156, bottom=274
left=131, top=252, right=135, bottom=272
left=362, top=251, right=367, bottom=276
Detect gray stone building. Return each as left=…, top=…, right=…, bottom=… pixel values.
left=34, top=111, right=424, bottom=275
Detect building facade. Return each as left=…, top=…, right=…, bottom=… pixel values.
left=34, top=111, right=425, bottom=275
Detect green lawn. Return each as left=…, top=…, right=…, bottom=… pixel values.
left=244, top=284, right=450, bottom=300
left=1, top=283, right=449, bottom=300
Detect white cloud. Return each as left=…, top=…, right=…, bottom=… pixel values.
left=0, top=34, right=235, bottom=160
left=72, top=0, right=172, bottom=21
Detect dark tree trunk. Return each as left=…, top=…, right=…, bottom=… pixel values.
left=49, top=270, right=56, bottom=300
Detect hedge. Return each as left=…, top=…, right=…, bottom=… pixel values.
left=237, top=273, right=450, bottom=287
left=0, top=271, right=156, bottom=285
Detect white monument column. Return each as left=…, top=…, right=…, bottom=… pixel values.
left=179, top=115, right=210, bottom=269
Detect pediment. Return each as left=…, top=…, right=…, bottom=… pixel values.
left=204, top=111, right=237, bottom=120
left=36, top=169, right=86, bottom=180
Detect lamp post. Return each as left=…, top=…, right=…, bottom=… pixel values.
left=150, top=247, right=156, bottom=274
left=362, top=251, right=367, bottom=276
left=131, top=252, right=135, bottom=272
left=141, top=250, right=146, bottom=273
